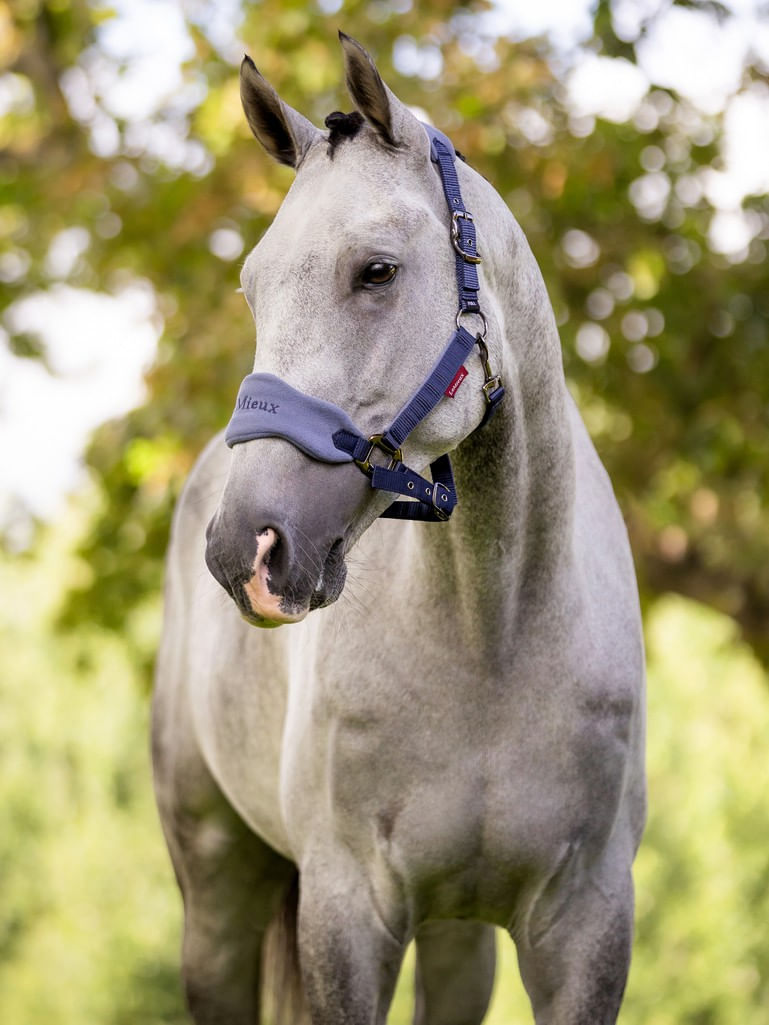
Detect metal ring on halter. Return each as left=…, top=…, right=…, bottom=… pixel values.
left=455, top=308, right=488, bottom=339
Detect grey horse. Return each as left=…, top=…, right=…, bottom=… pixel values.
left=153, top=34, right=646, bottom=1025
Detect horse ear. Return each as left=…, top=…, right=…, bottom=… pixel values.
left=338, top=32, right=425, bottom=151
left=240, top=56, right=319, bottom=168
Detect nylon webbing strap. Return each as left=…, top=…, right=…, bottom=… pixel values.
left=330, top=322, right=474, bottom=520
left=424, top=125, right=481, bottom=314
left=381, top=326, right=476, bottom=450
left=373, top=459, right=456, bottom=521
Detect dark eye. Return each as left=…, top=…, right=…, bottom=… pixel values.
left=361, top=261, right=398, bottom=287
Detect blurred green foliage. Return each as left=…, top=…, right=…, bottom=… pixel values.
left=0, top=507, right=186, bottom=1024
left=1, top=0, right=768, bottom=655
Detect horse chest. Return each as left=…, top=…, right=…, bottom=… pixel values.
left=279, top=627, right=632, bottom=923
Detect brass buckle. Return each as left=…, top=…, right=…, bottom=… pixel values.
left=450, top=210, right=482, bottom=264
left=477, top=337, right=503, bottom=407
left=354, top=434, right=403, bottom=477
left=482, top=376, right=504, bottom=402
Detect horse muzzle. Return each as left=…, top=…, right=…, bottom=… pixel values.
left=204, top=442, right=362, bottom=627
left=205, top=517, right=349, bottom=627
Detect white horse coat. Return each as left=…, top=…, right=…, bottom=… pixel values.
left=153, top=34, right=645, bottom=1025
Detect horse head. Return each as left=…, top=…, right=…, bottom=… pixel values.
left=205, top=34, right=507, bottom=626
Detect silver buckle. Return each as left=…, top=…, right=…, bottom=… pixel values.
left=450, top=211, right=482, bottom=264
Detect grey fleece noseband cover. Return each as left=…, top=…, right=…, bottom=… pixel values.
left=225, top=373, right=359, bottom=464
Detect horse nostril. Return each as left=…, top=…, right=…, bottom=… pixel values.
left=258, top=528, right=287, bottom=592
left=206, top=512, right=347, bottom=622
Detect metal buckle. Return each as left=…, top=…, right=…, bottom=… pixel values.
left=450, top=210, right=482, bottom=264
left=476, top=337, right=503, bottom=407
left=431, top=482, right=451, bottom=521
left=482, top=377, right=504, bottom=402
left=354, top=434, right=403, bottom=477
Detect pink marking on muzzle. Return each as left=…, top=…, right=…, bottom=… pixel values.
left=243, top=529, right=307, bottom=626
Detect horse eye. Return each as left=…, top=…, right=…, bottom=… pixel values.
left=361, top=261, right=398, bottom=287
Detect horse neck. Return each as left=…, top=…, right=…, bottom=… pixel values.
left=418, top=245, right=576, bottom=646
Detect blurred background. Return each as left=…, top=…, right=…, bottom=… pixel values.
left=1, top=0, right=768, bottom=1021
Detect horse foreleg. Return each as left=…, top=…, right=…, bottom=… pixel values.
left=412, top=920, right=497, bottom=1025
left=513, top=850, right=634, bottom=1025
left=296, top=857, right=405, bottom=1025
left=178, top=827, right=296, bottom=1025
left=154, top=735, right=295, bottom=1024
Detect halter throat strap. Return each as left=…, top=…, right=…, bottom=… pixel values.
left=224, top=123, right=504, bottom=522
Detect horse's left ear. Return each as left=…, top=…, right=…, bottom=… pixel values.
left=339, top=32, right=426, bottom=152
left=240, top=56, right=320, bottom=168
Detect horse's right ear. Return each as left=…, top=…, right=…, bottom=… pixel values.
left=240, top=56, right=320, bottom=168
left=339, top=32, right=427, bottom=154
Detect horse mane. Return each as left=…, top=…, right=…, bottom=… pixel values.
left=324, top=110, right=365, bottom=156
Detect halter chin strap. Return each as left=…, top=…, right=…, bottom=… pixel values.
left=225, top=123, right=504, bottom=522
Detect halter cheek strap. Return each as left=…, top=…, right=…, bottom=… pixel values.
left=224, top=123, right=504, bottom=522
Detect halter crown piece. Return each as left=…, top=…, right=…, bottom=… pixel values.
left=225, top=125, right=505, bottom=522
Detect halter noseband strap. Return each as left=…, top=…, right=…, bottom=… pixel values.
left=225, top=123, right=504, bottom=522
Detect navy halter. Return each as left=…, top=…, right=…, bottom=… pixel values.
left=225, top=124, right=504, bottom=522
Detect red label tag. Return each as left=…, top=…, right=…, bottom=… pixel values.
left=445, top=365, right=468, bottom=398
